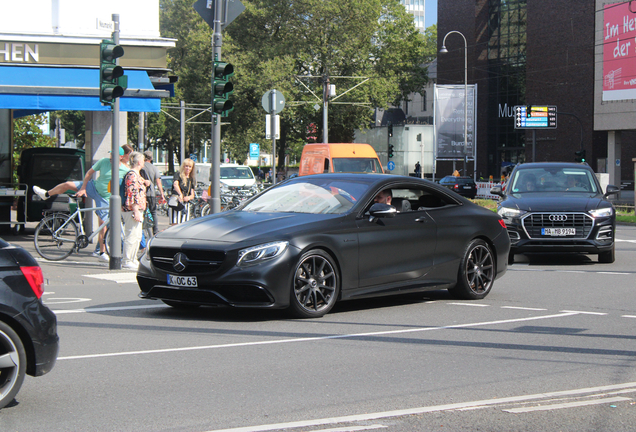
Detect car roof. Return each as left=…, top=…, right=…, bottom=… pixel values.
left=514, top=162, right=592, bottom=170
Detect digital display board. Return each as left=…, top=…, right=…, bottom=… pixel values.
left=514, top=105, right=557, bottom=129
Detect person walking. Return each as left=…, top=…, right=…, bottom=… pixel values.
left=140, top=150, right=165, bottom=235
left=32, top=144, right=133, bottom=260
left=121, top=152, right=147, bottom=270
left=169, top=158, right=196, bottom=226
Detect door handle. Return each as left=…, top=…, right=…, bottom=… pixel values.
left=415, top=217, right=428, bottom=223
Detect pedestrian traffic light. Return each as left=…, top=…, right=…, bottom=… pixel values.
left=99, top=39, right=126, bottom=105
left=575, top=149, right=586, bottom=162
left=388, top=144, right=395, bottom=159
left=388, top=123, right=393, bottom=137
left=213, top=61, right=234, bottom=116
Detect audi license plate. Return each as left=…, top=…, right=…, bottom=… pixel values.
left=542, top=228, right=576, bottom=236
left=167, top=274, right=198, bottom=287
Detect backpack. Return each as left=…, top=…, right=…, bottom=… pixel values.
left=120, top=170, right=135, bottom=204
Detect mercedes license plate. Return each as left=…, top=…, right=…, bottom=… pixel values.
left=542, top=228, right=576, bottom=236
left=167, top=274, right=198, bottom=287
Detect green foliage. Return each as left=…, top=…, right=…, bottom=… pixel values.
left=12, top=114, right=56, bottom=183
left=50, top=111, right=86, bottom=147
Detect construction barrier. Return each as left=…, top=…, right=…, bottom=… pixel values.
left=475, top=182, right=501, bottom=200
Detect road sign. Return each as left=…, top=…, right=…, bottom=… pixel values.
left=262, top=90, right=285, bottom=114
left=514, top=105, right=557, bottom=129
left=387, top=161, right=395, bottom=171
left=249, top=143, right=260, bottom=160
left=194, top=0, right=245, bottom=29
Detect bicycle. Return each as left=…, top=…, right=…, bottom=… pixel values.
left=33, top=195, right=124, bottom=261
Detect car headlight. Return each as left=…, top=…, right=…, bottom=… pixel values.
left=497, top=207, right=526, bottom=218
left=237, top=241, right=288, bottom=267
left=589, top=207, right=613, bottom=218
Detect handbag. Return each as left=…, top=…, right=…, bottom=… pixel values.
left=168, top=195, right=184, bottom=212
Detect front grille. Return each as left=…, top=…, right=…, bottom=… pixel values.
left=522, top=212, right=594, bottom=239
left=149, top=247, right=226, bottom=274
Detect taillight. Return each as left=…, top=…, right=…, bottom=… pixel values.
left=20, top=266, right=44, bottom=299
left=454, top=184, right=459, bottom=189
left=498, top=219, right=507, bottom=229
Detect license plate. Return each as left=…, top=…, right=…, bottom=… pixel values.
left=167, top=274, right=198, bottom=287
left=463, top=186, right=472, bottom=189
left=542, top=228, right=576, bottom=236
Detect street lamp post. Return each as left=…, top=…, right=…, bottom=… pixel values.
left=440, top=31, right=468, bottom=176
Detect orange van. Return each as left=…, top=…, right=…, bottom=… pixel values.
left=298, top=143, right=384, bottom=176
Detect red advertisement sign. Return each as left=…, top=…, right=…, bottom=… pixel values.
left=603, top=2, right=636, bottom=100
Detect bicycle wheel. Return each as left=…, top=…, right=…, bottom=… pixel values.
left=34, top=213, right=78, bottom=260
left=200, top=203, right=210, bottom=216
left=104, top=226, right=125, bottom=257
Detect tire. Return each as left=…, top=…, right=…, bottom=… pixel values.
left=104, top=227, right=124, bottom=257
left=0, top=321, right=27, bottom=409
left=290, top=250, right=339, bottom=318
left=598, top=244, right=615, bottom=264
left=34, top=213, right=78, bottom=260
left=162, top=300, right=201, bottom=309
left=200, top=204, right=210, bottom=217
left=449, top=239, right=495, bottom=300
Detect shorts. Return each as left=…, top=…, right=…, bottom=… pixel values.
left=73, top=180, right=109, bottom=220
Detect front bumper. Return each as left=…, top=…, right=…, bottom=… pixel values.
left=503, top=212, right=615, bottom=255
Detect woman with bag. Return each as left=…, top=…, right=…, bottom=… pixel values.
left=169, top=158, right=196, bottom=226
left=121, top=152, right=147, bottom=270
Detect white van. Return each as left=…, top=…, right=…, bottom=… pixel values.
left=220, top=163, right=256, bottom=188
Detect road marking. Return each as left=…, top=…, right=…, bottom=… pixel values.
left=501, top=306, right=547, bottom=311
left=43, top=297, right=91, bottom=305
left=503, top=396, right=631, bottom=413
left=57, top=311, right=578, bottom=360
left=448, top=302, right=490, bottom=307
left=201, top=382, right=636, bottom=432
left=616, top=239, right=636, bottom=243
left=311, top=426, right=387, bottom=432
left=53, top=304, right=168, bottom=315
left=622, top=315, right=636, bottom=319
left=508, top=268, right=632, bottom=275
left=84, top=272, right=138, bottom=284
left=560, top=310, right=607, bottom=315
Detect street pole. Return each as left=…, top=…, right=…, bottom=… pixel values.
left=109, top=13, right=122, bottom=270
left=180, top=100, right=185, bottom=166
left=209, top=0, right=223, bottom=214
left=270, top=91, right=278, bottom=185
left=323, top=74, right=329, bottom=144
left=440, top=31, right=468, bottom=176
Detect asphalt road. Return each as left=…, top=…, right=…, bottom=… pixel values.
left=2, top=222, right=636, bottom=431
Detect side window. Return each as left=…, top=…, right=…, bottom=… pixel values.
left=323, top=158, right=330, bottom=173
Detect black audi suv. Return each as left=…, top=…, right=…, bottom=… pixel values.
left=491, top=162, right=620, bottom=264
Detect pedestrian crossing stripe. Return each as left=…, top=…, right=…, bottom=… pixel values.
left=85, top=272, right=138, bottom=284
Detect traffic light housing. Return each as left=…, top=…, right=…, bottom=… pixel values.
left=213, top=61, right=234, bottom=116
left=575, top=149, right=586, bottom=162
left=99, top=39, right=126, bottom=105
left=388, top=123, right=393, bottom=137
left=388, top=144, right=395, bottom=159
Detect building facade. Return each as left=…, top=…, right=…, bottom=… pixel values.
left=438, top=0, right=635, bottom=184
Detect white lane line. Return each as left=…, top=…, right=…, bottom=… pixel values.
left=503, top=396, right=631, bottom=413
left=560, top=310, right=607, bottom=315
left=501, top=306, right=548, bottom=311
left=616, top=239, right=636, bottom=243
left=202, top=382, right=636, bottom=432
left=84, top=272, right=138, bottom=284
left=508, top=268, right=631, bottom=275
left=53, top=304, right=168, bottom=314
left=448, top=302, right=490, bottom=307
left=312, top=426, right=387, bottom=432
left=57, top=311, right=578, bottom=360
left=622, top=315, right=636, bottom=319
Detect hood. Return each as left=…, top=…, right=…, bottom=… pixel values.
left=156, top=211, right=339, bottom=245
left=502, top=192, right=607, bottom=212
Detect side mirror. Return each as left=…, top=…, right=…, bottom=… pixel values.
left=604, top=184, right=620, bottom=197
left=490, top=186, right=505, bottom=197
left=367, top=203, right=397, bottom=222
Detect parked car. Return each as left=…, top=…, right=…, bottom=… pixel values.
left=491, top=162, right=620, bottom=264
left=161, top=175, right=174, bottom=195
left=0, top=238, right=59, bottom=408
left=438, top=176, right=478, bottom=199
left=220, top=164, right=257, bottom=188
left=137, top=173, right=510, bottom=318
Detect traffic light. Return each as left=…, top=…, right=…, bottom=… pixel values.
left=213, top=61, right=234, bottom=116
left=99, top=39, right=126, bottom=105
left=388, top=144, right=395, bottom=159
left=388, top=123, right=393, bottom=137
left=575, top=149, right=586, bottom=162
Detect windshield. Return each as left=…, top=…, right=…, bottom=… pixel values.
left=220, top=167, right=254, bottom=180
left=509, top=167, right=598, bottom=194
left=242, top=179, right=369, bottom=214
left=332, top=158, right=382, bottom=173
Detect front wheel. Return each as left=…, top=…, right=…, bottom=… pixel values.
left=289, top=250, right=340, bottom=318
left=449, top=239, right=495, bottom=300
left=0, top=321, right=27, bottom=409
left=34, top=213, right=78, bottom=260
left=200, top=203, right=210, bottom=217
left=598, top=244, right=615, bottom=263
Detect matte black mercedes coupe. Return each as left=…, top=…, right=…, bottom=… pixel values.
left=137, top=174, right=510, bottom=318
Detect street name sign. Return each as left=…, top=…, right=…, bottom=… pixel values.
left=514, top=105, right=557, bottom=129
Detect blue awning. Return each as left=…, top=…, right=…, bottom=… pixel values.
left=0, top=65, right=169, bottom=115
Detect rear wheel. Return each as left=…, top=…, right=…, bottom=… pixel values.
left=289, top=250, right=339, bottom=318
left=449, top=239, right=495, bottom=300
left=598, top=245, right=615, bottom=263
left=0, top=321, right=27, bottom=409
left=34, top=213, right=77, bottom=260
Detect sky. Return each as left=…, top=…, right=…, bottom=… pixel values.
left=426, top=0, right=437, bottom=28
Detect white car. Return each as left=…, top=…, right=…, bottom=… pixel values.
left=220, top=164, right=256, bottom=188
